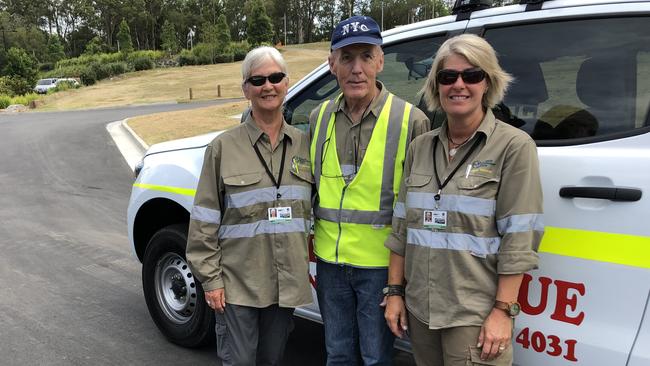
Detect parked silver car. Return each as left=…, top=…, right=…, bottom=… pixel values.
left=33, top=78, right=79, bottom=94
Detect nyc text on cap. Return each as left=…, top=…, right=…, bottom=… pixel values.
left=331, top=16, right=383, bottom=50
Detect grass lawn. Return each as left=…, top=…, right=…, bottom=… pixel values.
left=39, top=42, right=330, bottom=145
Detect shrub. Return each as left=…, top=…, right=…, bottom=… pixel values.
left=192, top=43, right=216, bottom=65
left=0, top=77, right=12, bottom=95
left=11, top=94, right=27, bottom=106
left=127, top=50, right=164, bottom=63
left=107, top=61, right=129, bottom=75
left=41, top=65, right=86, bottom=79
left=1, top=76, right=32, bottom=96
left=3, top=47, right=38, bottom=88
left=51, top=80, right=80, bottom=93
left=178, top=49, right=197, bottom=66
left=21, top=93, right=40, bottom=105
left=89, top=62, right=111, bottom=81
left=132, top=56, right=154, bottom=71
left=214, top=53, right=234, bottom=63
left=39, top=62, right=55, bottom=72
left=0, top=95, right=11, bottom=109
left=230, top=41, right=251, bottom=61
left=80, top=66, right=97, bottom=85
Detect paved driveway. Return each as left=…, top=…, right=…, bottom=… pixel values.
left=0, top=103, right=415, bottom=365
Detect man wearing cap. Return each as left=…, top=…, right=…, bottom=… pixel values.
left=309, top=15, right=430, bottom=365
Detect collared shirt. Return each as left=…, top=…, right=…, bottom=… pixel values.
left=309, top=81, right=430, bottom=182
left=385, top=109, right=543, bottom=328
left=186, top=113, right=313, bottom=308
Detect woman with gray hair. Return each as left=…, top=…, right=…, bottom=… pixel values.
left=384, top=34, right=543, bottom=365
left=186, top=46, right=313, bottom=365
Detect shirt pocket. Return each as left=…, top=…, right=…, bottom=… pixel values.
left=289, top=166, right=314, bottom=185
left=222, top=172, right=263, bottom=219
left=404, top=173, right=433, bottom=189
left=456, top=174, right=500, bottom=198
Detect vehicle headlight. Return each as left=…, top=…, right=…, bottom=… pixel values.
left=134, top=159, right=144, bottom=179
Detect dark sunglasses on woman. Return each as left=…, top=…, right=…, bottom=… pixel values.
left=436, top=68, right=486, bottom=85
left=246, top=72, right=286, bottom=86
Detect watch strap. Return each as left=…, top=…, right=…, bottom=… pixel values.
left=382, top=284, right=405, bottom=297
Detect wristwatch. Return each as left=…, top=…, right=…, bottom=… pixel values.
left=382, top=284, right=405, bottom=297
left=494, top=300, right=521, bottom=317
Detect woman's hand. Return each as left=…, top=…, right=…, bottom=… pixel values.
left=204, top=288, right=226, bottom=313
left=384, top=295, right=408, bottom=338
left=477, top=308, right=512, bottom=361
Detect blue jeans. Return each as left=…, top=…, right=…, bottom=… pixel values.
left=316, top=259, right=395, bottom=366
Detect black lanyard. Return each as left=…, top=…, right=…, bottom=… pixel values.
left=253, top=138, right=287, bottom=199
left=432, top=134, right=483, bottom=202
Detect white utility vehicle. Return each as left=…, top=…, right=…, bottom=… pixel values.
left=127, top=1, right=650, bottom=364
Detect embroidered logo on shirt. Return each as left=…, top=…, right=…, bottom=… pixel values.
left=470, top=160, right=496, bottom=175
left=291, top=156, right=311, bottom=175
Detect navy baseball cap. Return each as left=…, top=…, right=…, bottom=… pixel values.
left=331, top=16, right=383, bottom=50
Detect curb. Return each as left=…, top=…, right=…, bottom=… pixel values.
left=121, top=119, right=149, bottom=151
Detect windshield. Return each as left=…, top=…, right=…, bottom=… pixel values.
left=37, top=79, right=53, bottom=85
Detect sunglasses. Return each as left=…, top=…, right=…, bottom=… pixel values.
left=246, top=72, right=286, bottom=86
left=436, top=68, right=486, bottom=85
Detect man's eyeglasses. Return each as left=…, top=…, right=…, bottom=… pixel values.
left=246, top=72, right=286, bottom=86
left=436, top=68, right=486, bottom=85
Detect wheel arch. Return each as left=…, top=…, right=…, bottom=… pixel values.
left=133, top=198, right=190, bottom=262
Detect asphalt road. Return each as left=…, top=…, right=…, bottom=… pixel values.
left=0, top=103, right=416, bottom=366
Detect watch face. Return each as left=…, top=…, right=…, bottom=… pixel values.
left=509, top=302, right=521, bottom=316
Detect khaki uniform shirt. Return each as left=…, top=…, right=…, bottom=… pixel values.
left=186, top=114, right=313, bottom=308
left=309, top=81, right=430, bottom=183
left=385, top=109, right=543, bottom=328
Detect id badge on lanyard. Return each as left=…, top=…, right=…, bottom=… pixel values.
left=423, top=210, right=447, bottom=230
left=268, top=207, right=292, bottom=223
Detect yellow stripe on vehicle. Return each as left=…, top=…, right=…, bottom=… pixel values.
left=133, top=183, right=196, bottom=197
left=540, top=226, right=650, bottom=269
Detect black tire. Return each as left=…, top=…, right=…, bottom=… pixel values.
left=142, top=224, right=215, bottom=348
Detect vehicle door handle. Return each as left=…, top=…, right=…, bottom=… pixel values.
left=559, top=186, right=642, bottom=202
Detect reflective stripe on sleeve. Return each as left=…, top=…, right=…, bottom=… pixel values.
left=191, top=205, right=221, bottom=224
left=393, top=202, right=406, bottom=219
left=497, top=213, right=544, bottom=234
left=314, top=206, right=393, bottom=225
left=407, top=228, right=501, bottom=256
left=406, top=192, right=496, bottom=217
left=226, top=185, right=310, bottom=208
left=218, top=218, right=307, bottom=239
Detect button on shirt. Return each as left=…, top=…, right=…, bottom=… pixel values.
left=187, top=114, right=313, bottom=308
left=385, top=109, right=543, bottom=328
left=309, top=81, right=430, bottom=182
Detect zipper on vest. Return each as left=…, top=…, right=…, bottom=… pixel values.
left=335, top=183, right=349, bottom=263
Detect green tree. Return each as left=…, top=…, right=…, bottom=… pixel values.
left=246, top=0, right=273, bottom=46
left=116, top=19, right=134, bottom=52
left=1, top=47, right=38, bottom=95
left=83, top=36, right=109, bottom=55
left=46, top=35, right=66, bottom=63
left=197, top=21, right=219, bottom=63
left=215, top=14, right=231, bottom=52
left=160, top=19, right=179, bottom=53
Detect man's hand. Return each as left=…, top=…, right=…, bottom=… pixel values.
left=384, top=295, right=408, bottom=338
left=204, top=288, right=226, bottom=313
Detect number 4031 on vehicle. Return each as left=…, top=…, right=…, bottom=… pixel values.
left=516, top=327, right=578, bottom=362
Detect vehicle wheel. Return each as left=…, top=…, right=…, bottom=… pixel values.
left=142, top=224, right=215, bottom=348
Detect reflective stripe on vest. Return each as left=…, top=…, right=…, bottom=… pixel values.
left=310, top=93, right=412, bottom=266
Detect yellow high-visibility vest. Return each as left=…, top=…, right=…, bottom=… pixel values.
left=311, top=93, right=412, bottom=267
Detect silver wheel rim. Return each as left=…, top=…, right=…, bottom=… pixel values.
left=154, top=253, right=197, bottom=324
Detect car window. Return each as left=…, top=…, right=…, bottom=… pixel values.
left=484, top=16, right=650, bottom=142
left=37, top=79, right=53, bottom=85
left=284, top=35, right=447, bottom=133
